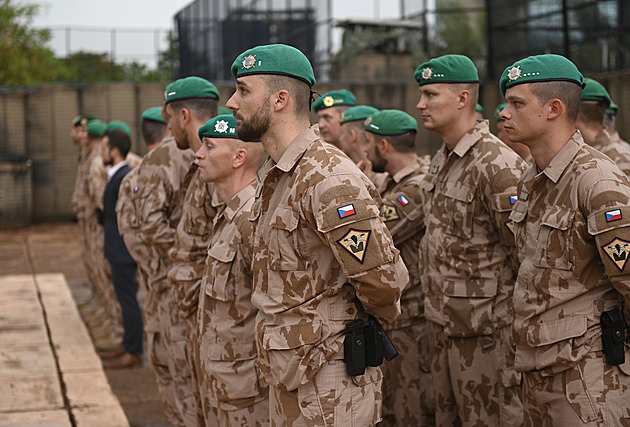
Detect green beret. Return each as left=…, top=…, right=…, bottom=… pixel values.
left=73, top=115, right=93, bottom=127
left=231, top=44, right=316, bottom=87
left=607, top=101, right=619, bottom=116
left=364, top=109, right=418, bottom=136
left=500, top=54, right=584, bottom=96
left=141, top=107, right=165, bottom=124
left=581, top=78, right=611, bottom=107
left=494, top=103, right=507, bottom=122
left=414, top=54, right=479, bottom=86
left=86, top=119, right=107, bottom=137
left=107, top=120, right=131, bottom=136
left=340, top=105, right=379, bottom=125
left=313, top=89, right=356, bottom=112
left=198, top=114, right=238, bottom=140
left=218, top=106, right=232, bottom=115
left=164, top=76, right=219, bottom=105
left=475, top=103, right=484, bottom=114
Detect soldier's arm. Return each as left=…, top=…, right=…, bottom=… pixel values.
left=380, top=178, right=425, bottom=246
left=309, top=173, right=409, bottom=323
left=136, top=170, right=177, bottom=258
left=87, top=156, right=107, bottom=211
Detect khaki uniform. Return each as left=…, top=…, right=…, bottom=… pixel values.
left=198, top=182, right=269, bottom=426
left=589, top=130, right=630, bottom=177
left=168, top=165, right=223, bottom=427
left=419, top=120, right=526, bottom=426
left=509, top=133, right=630, bottom=425
left=251, top=128, right=409, bottom=426
left=134, top=135, right=199, bottom=426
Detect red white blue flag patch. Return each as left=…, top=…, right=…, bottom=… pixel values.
left=397, top=195, right=409, bottom=206
left=338, top=204, right=356, bottom=219
left=510, top=195, right=518, bottom=205
left=606, top=209, right=622, bottom=222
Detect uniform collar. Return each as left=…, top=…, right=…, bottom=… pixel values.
left=275, top=128, right=319, bottom=172
left=391, top=157, right=425, bottom=183
left=221, top=181, right=256, bottom=222
left=539, top=131, right=583, bottom=183
left=452, top=120, right=489, bottom=157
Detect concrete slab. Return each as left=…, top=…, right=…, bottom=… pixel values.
left=0, top=372, right=64, bottom=412
left=0, top=346, right=57, bottom=374
left=0, top=323, right=50, bottom=348
left=73, top=405, right=129, bottom=427
left=0, top=409, right=71, bottom=427
left=64, top=371, right=120, bottom=408
left=55, top=344, right=103, bottom=373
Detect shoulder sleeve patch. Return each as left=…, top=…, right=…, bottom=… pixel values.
left=381, top=204, right=399, bottom=222
left=317, top=199, right=378, bottom=233
left=588, top=205, right=630, bottom=235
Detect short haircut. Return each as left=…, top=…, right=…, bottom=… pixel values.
left=578, top=101, right=607, bottom=127
left=168, top=98, right=218, bottom=122
left=529, top=81, right=582, bottom=122
left=345, top=120, right=369, bottom=141
left=263, top=75, right=311, bottom=119
left=375, top=131, right=417, bottom=153
left=106, top=129, right=131, bottom=158
left=141, top=119, right=167, bottom=145
left=449, top=83, right=479, bottom=109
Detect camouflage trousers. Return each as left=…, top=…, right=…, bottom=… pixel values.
left=429, top=322, right=523, bottom=426
left=183, top=309, right=210, bottom=427
left=522, top=351, right=630, bottom=426
left=380, top=320, right=435, bottom=426
left=270, top=360, right=383, bottom=426
left=147, top=287, right=199, bottom=427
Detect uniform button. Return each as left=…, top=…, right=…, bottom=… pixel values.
left=301, top=401, right=309, bottom=408
left=569, top=393, right=576, bottom=400
left=346, top=308, right=354, bottom=315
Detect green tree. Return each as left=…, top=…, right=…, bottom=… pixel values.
left=0, top=0, right=64, bottom=85
left=61, top=51, right=125, bottom=82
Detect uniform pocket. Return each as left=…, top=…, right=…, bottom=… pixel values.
left=268, top=205, right=309, bottom=271
left=534, top=207, right=574, bottom=270
left=442, top=181, right=475, bottom=239
left=205, top=242, right=237, bottom=302
left=442, top=279, right=498, bottom=336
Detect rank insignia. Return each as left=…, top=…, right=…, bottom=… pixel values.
left=508, top=66, right=522, bottom=82
left=338, top=229, right=371, bottom=263
left=215, top=120, right=229, bottom=133
left=397, top=195, right=409, bottom=206
left=382, top=205, right=399, bottom=222
left=605, top=209, right=622, bottom=222
left=602, top=237, right=630, bottom=271
left=323, top=96, right=334, bottom=107
left=337, top=204, right=356, bottom=219
left=242, top=54, right=256, bottom=69
left=132, top=186, right=139, bottom=194
left=505, top=220, right=515, bottom=235
left=421, top=67, right=433, bottom=80
left=510, top=195, right=518, bottom=205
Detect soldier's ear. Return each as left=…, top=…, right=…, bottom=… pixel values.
left=233, top=147, right=248, bottom=169
left=273, top=89, right=290, bottom=112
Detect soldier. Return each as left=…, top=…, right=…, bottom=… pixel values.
left=603, top=101, right=618, bottom=137
left=164, top=78, right=221, bottom=426
left=575, top=77, right=630, bottom=176
left=363, top=109, right=434, bottom=426
left=313, top=89, right=356, bottom=147
left=494, top=103, right=532, bottom=162
left=226, top=43, right=408, bottom=425
left=414, top=54, right=526, bottom=426
left=501, top=54, right=630, bottom=426
left=195, top=114, right=269, bottom=426
left=134, top=77, right=218, bottom=426
left=338, top=105, right=379, bottom=164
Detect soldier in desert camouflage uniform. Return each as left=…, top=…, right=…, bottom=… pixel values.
left=162, top=79, right=221, bottom=427
left=363, top=109, right=434, bottom=426
left=414, top=54, right=526, bottom=426
left=313, top=89, right=356, bottom=147
left=195, top=115, right=269, bottom=426
left=575, top=78, right=630, bottom=177
left=501, top=54, right=630, bottom=426
left=226, top=43, right=408, bottom=426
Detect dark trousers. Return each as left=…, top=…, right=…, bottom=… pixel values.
left=109, top=261, right=143, bottom=356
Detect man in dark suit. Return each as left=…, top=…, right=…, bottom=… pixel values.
left=101, top=129, right=143, bottom=369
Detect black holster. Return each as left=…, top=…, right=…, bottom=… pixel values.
left=343, top=315, right=398, bottom=377
left=601, top=308, right=625, bottom=366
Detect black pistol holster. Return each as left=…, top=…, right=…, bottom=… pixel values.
left=343, top=315, right=398, bottom=377
left=601, top=308, right=625, bottom=366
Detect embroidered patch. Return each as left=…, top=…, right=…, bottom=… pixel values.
left=505, top=220, right=515, bottom=235
left=396, top=195, right=409, bottom=206
left=132, top=186, right=139, bottom=194
left=337, top=204, right=356, bottom=219
left=382, top=205, right=399, bottom=222
left=337, top=229, right=371, bottom=263
left=602, top=237, right=630, bottom=271
left=510, top=195, right=518, bottom=205
left=605, top=209, right=622, bottom=222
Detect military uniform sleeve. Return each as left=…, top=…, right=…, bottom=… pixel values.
left=88, top=156, right=108, bottom=211
left=380, top=178, right=424, bottom=246
left=308, top=173, right=409, bottom=323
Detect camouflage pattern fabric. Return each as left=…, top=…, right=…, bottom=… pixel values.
left=419, top=120, right=527, bottom=425
left=198, top=182, right=269, bottom=425
left=250, top=128, right=408, bottom=424
left=589, top=130, right=630, bottom=177
left=509, top=132, right=630, bottom=423
left=378, top=156, right=435, bottom=426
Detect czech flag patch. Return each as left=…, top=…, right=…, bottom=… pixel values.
left=606, top=209, right=622, bottom=222
left=510, top=195, right=518, bottom=205
left=338, top=204, right=356, bottom=219
left=397, top=195, right=409, bottom=206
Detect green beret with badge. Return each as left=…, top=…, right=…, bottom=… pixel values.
left=141, top=107, right=165, bottom=124
left=313, top=89, right=357, bottom=112
left=581, top=77, right=611, bottom=107
left=163, top=76, right=220, bottom=105
left=339, top=105, right=378, bottom=125
left=414, top=54, right=479, bottom=86
left=107, top=120, right=132, bottom=136
left=86, top=119, right=107, bottom=137
left=364, top=109, right=418, bottom=136
left=231, top=44, right=316, bottom=87
left=198, top=114, right=237, bottom=141
left=500, top=54, right=584, bottom=96
left=607, top=101, right=619, bottom=116
left=494, top=103, right=507, bottom=122
left=73, top=115, right=94, bottom=127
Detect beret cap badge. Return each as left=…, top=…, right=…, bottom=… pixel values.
left=421, top=68, right=433, bottom=80
left=214, top=120, right=229, bottom=133
left=242, top=54, right=256, bottom=70
left=323, top=96, right=334, bottom=107
left=508, top=66, right=522, bottom=82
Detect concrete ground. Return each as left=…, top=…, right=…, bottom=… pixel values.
left=0, top=222, right=169, bottom=426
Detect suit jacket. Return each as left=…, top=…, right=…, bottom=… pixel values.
left=104, top=163, right=135, bottom=265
